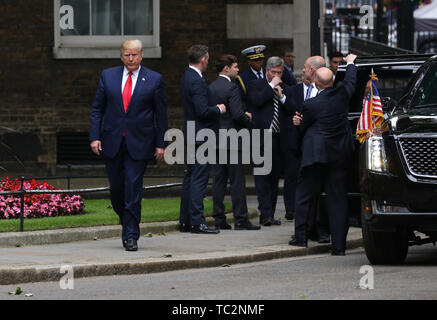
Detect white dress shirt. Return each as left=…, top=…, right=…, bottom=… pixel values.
left=122, top=66, right=141, bottom=95
left=251, top=67, right=264, bottom=79
left=268, top=79, right=287, bottom=104
left=189, top=65, right=203, bottom=78
left=219, top=74, right=231, bottom=82
left=303, top=82, right=317, bottom=100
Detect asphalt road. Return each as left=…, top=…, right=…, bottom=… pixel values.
left=2, top=245, right=437, bottom=301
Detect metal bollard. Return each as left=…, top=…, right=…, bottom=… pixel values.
left=20, top=176, right=25, bottom=232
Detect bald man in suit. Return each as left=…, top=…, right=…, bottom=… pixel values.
left=290, top=54, right=358, bottom=256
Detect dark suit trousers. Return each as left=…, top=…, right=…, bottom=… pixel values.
left=212, top=150, right=249, bottom=225
left=294, top=158, right=349, bottom=251
left=105, top=138, right=147, bottom=241
left=180, top=146, right=211, bottom=227
left=307, top=193, right=331, bottom=238
left=254, top=133, right=281, bottom=221
left=282, top=150, right=301, bottom=214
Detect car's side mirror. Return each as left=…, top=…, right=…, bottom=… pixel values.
left=381, top=97, right=397, bottom=113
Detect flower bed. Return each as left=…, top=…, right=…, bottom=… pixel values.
left=0, top=176, right=85, bottom=219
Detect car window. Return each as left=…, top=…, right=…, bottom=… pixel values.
left=409, top=63, right=437, bottom=108
left=336, top=65, right=419, bottom=112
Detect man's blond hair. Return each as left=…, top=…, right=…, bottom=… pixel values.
left=120, top=40, right=143, bottom=55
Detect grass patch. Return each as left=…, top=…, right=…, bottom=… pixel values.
left=0, top=198, right=232, bottom=233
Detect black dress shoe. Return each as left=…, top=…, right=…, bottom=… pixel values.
left=191, top=224, right=220, bottom=234
left=318, top=234, right=331, bottom=244
left=261, top=217, right=273, bottom=226
left=288, top=235, right=307, bottom=247
left=272, top=219, right=281, bottom=226
left=331, top=250, right=346, bottom=256
left=235, top=221, right=261, bottom=230
left=179, top=223, right=191, bottom=233
left=125, top=238, right=138, bottom=252
left=285, top=211, right=295, bottom=221
left=122, top=240, right=127, bottom=248
left=215, top=221, right=232, bottom=230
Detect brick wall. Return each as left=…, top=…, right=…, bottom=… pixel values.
left=0, top=0, right=294, bottom=175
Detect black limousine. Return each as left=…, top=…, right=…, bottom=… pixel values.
left=334, top=54, right=437, bottom=264
left=337, top=54, right=437, bottom=265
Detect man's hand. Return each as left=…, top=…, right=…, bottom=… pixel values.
left=245, top=112, right=252, bottom=121
left=344, top=53, right=357, bottom=64
left=217, top=104, right=226, bottom=114
left=90, top=140, right=102, bottom=156
left=293, top=112, right=303, bottom=126
left=155, top=147, right=165, bottom=161
left=270, top=76, right=282, bottom=88
left=274, top=85, right=284, bottom=99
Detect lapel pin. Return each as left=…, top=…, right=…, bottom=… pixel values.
left=142, top=78, right=146, bottom=81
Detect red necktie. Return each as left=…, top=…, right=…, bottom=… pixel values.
left=122, top=72, right=133, bottom=113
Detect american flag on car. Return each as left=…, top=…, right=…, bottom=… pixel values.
left=356, top=73, right=384, bottom=144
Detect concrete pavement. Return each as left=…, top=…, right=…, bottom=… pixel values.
left=0, top=196, right=363, bottom=285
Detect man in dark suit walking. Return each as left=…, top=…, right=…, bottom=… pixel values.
left=209, top=54, right=261, bottom=231
left=289, top=54, right=357, bottom=255
left=90, top=40, right=168, bottom=251
left=179, top=44, right=226, bottom=234
left=247, top=56, right=295, bottom=227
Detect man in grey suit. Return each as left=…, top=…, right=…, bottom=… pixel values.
left=209, top=54, right=261, bottom=231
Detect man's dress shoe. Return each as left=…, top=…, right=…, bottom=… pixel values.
left=122, top=240, right=127, bottom=248
left=234, top=221, right=261, bottom=230
left=216, top=222, right=232, bottom=230
left=179, top=224, right=191, bottom=233
left=288, top=235, right=307, bottom=247
left=318, top=234, right=331, bottom=244
left=272, top=219, right=282, bottom=226
left=285, top=211, right=295, bottom=221
left=125, top=238, right=138, bottom=252
left=261, top=217, right=273, bottom=226
left=191, top=224, right=220, bottom=234
left=331, top=250, right=346, bottom=256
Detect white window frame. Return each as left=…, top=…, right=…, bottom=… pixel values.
left=53, top=0, right=161, bottom=59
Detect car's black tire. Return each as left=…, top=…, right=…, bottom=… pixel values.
left=361, top=213, right=408, bottom=265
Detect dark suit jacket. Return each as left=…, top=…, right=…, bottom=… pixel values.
left=283, top=83, right=306, bottom=151
left=299, top=64, right=357, bottom=168
left=283, top=67, right=298, bottom=86
left=289, top=83, right=305, bottom=113
left=236, top=66, right=296, bottom=96
left=247, top=78, right=295, bottom=152
left=236, top=67, right=265, bottom=101
left=180, top=67, right=221, bottom=144
left=208, top=76, right=251, bottom=130
left=89, top=65, right=168, bottom=161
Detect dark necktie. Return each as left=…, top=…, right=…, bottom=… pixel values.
left=257, top=71, right=262, bottom=79
left=271, top=95, right=280, bottom=133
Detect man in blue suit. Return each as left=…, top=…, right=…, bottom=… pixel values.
left=90, top=40, right=168, bottom=251
left=179, top=44, right=226, bottom=234
left=289, top=54, right=357, bottom=256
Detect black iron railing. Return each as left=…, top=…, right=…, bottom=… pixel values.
left=0, top=176, right=184, bottom=232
